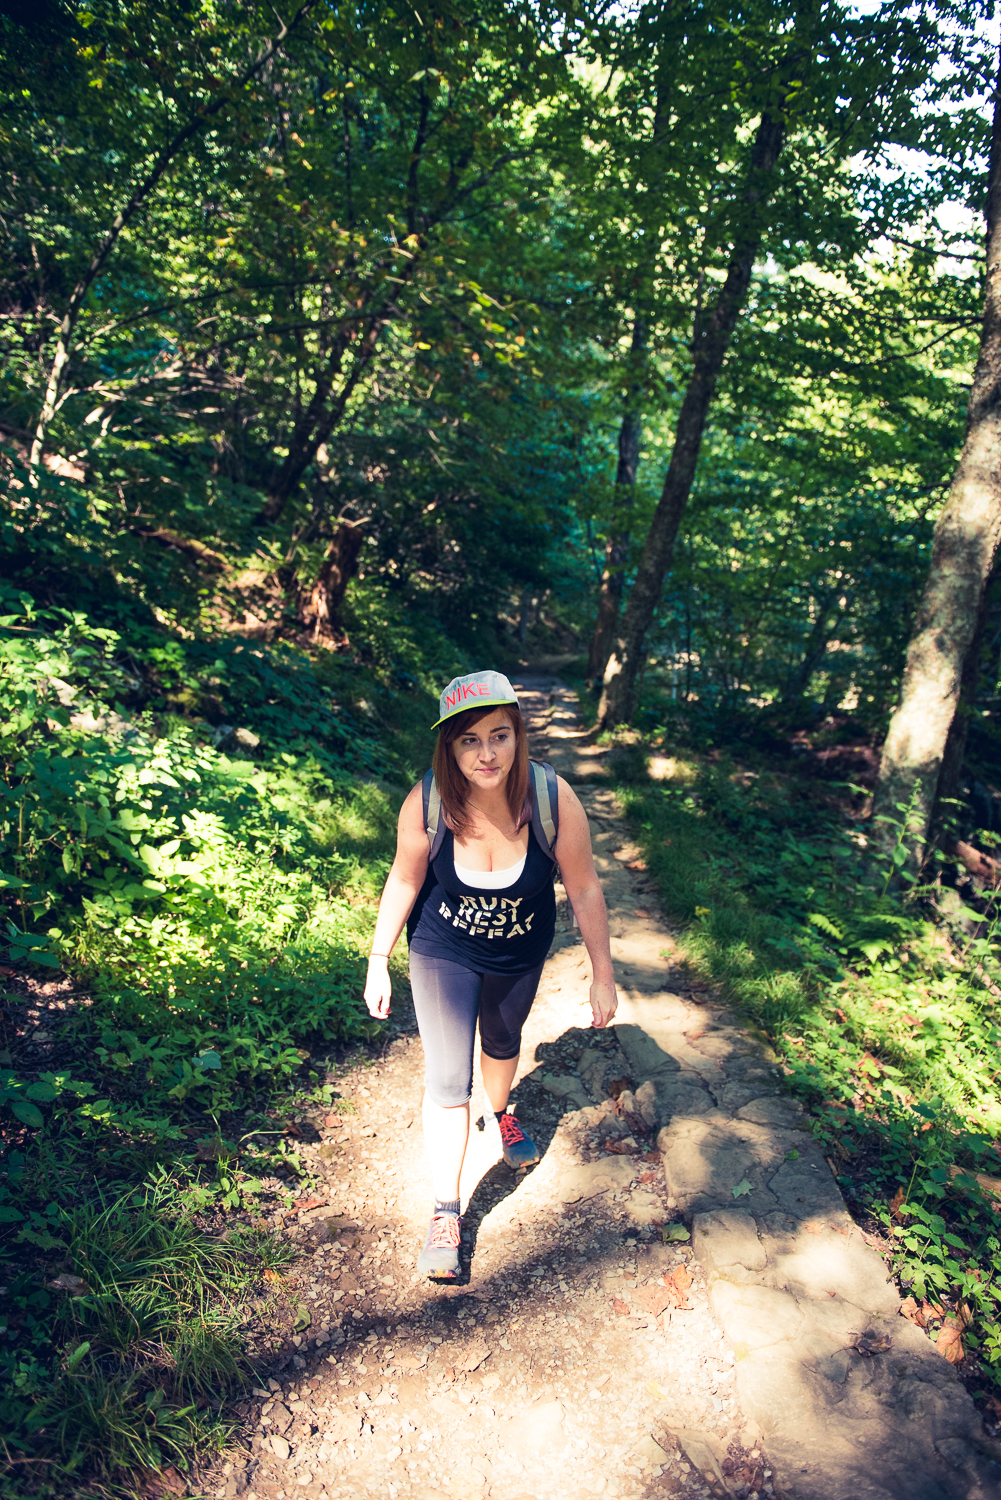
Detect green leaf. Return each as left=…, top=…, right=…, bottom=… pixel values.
left=65, top=1341, right=91, bottom=1373
left=732, top=1178, right=753, bottom=1199
left=663, top=1223, right=690, bottom=1243
left=10, top=1100, right=45, bottom=1128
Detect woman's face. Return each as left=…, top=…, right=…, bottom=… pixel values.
left=450, top=709, right=517, bottom=790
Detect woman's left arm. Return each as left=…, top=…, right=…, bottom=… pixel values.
left=553, top=775, right=618, bottom=1029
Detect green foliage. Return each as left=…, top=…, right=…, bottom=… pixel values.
left=620, top=750, right=1001, bottom=1384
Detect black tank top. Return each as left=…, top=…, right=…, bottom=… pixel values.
left=408, top=826, right=557, bottom=974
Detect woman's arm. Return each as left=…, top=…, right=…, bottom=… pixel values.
left=552, top=775, right=618, bottom=1029
left=363, top=783, right=430, bottom=1020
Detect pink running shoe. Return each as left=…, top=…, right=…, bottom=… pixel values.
left=416, top=1211, right=461, bottom=1278
left=499, top=1111, right=540, bottom=1169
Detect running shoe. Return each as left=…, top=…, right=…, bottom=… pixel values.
left=416, top=1211, right=462, bottom=1278
left=498, top=1110, right=540, bottom=1169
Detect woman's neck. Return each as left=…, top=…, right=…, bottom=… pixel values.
left=463, top=783, right=513, bottom=827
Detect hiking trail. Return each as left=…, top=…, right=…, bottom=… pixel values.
left=206, top=679, right=998, bottom=1500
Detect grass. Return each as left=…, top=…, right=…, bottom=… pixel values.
left=0, top=589, right=447, bottom=1496
left=616, top=743, right=1001, bottom=1413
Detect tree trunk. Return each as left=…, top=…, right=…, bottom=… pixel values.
left=597, top=105, right=786, bottom=729
left=930, top=549, right=1001, bottom=837
left=872, top=50, right=1001, bottom=859
left=588, top=318, right=646, bottom=681
left=300, top=520, right=366, bottom=641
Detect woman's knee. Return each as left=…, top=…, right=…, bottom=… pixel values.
left=424, top=1078, right=472, bottom=1109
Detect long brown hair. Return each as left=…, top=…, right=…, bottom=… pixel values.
left=432, top=704, right=530, bottom=836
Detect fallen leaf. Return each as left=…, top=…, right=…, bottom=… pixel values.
left=607, top=1076, right=633, bottom=1100
left=847, top=1330, right=891, bottom=1356
left=663, top=1223, right=690, bottom=1243
left=604, top=1139, right=641, bottom=1155
left=263, top=1268, right=284, bottom=1284
left=634, top=1283, right=674, bottom=1317
left=635, top=908, right=652, bottom=917
left=731, top=1178, right=753, bottom=1199
left=805, top=1224, right=824, bottom=1235
left=49, top=1273, right=90, bottom=1296
left=612, top=1298, right=630, bottom=1316
left=937, top=1320, right=965, bottom=1364
left=889, top=1186, right=906, bottom=1219
left=647, top=1381, right=671, bottom=1399
left=294, top=1196, right=326, bottom=1211
left=626, top=859, right=648, bottom=871
left=293, top=1305, right=311, bottom=1332
left=664, top=1264, right=692, bottom=1309
left=900, top=1297, right=926, bottom=1329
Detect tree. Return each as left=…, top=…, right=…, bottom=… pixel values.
left=873, top=47, right=1001, bottom=859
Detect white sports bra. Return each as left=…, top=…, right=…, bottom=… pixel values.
left=452, top=853, right=527, bottom=890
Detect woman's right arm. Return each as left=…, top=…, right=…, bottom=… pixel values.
left=363, top=782, right=430, bottom=1019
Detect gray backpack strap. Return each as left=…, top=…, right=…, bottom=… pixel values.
left=530, top=760, right=559, bottom=858
left=422, top=768, right=447, bottom=861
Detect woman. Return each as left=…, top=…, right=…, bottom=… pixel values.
left=364, top=671, right=617, bottom=1278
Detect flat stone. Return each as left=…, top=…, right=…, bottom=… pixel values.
left=658, top=1117, right=778, bottom=1214
left=557, top=1157, right=637, bottom=1203
left=692, top=1209, right=767, bottom=1272
left=651, top=1075, right=716, bottom=1121
left=623, top=1189, right=664, bottom=1228
left=710, top=1281, right=805, bottom=1350
left=767, top=1158, right=845, bottom=1219
left=540, top=1073, right=590, bottom=1109
left=614, top=1023, right=680, bottom=1076
left=736, top=1096, right=804, bottom=1125
left=269, top=1435, right=290, bottom=1460
left=769, top=1235, right=899, bottom=1315
left=633, top=1433, right=671, bottom=1468
left=668, top=1428, right=725, bottom=1484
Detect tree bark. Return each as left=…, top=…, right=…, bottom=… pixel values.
left=597, top=104, right=786, bottom=729
left=872, top=49, right=1001, bottom=859
left=930, top=550, right=1001, bottom=836
left=300, top=520, right=366, bottom=641
left=588, top=317, right=645, bottom=681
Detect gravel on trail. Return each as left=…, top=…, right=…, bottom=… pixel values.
left=198, top=679, right=999, bottom=1500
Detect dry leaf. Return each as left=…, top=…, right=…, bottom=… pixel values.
left=611, top=1298, right=630, bottom=1316
left=937, top=1320, right=965, bottom=1364
left=899, top=1297, right=926, bottom=1329
left=263, top=1268, right=284, bottom=1284
left=635, top=908, right=652, bottom=917
left=847, top=1330, right=891, bottom=1356
left=662, top=1264, right=692, bottom=1310
left=626, top=859, right=648, bottom=871
left=294, top=1195, right=326, bottom=1210
left=889, top=1186, right=906, bottom=1219
left=634, top=1283, right=674, bottom=1317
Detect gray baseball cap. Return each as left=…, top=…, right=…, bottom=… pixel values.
left=432, top=670, right=520, bottom=729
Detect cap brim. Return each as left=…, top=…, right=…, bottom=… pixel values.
left=432, top=696, right=519, bottom=729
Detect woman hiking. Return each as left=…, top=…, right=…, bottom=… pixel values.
left=363, top=671, right=618, bottom=1278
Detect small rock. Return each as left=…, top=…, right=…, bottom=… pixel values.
left=269, top=1435, right=290, bottom=1460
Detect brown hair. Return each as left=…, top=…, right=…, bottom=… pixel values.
left=432, top=704, right=530, bottom=837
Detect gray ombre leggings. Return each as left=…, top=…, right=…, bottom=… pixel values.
left=408, top=951, right=546, bottom=1108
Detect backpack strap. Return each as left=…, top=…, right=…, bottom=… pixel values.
left=529, top=760, right=559, bottom=861
left=422, top=768, right=448, bottom=862
left=422, top=760, right=561, bottom=868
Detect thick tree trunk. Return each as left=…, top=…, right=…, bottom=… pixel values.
left=872, top=53, right=1001, bottom=860
left=300, top=520, right=366, bottom=641
left=930, top=550, right=1001, bottom=835
left=597, top=106, right=786, bottom=729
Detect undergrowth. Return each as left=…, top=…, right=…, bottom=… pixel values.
left=618, top=748, right=1001, bottom=1407
left=0, top=589, right=453, bottom=1496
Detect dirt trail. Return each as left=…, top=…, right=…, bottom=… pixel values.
left=215, top=680, right=997, bottom=1500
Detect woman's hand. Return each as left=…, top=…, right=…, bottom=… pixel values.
left=589, top=976, right=618, bottom=1029
left=364, top=956, right=392, bottom=1020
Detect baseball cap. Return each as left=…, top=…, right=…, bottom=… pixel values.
left=432, top=670, right=520, bottom=729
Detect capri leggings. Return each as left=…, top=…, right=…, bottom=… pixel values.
left=408, top=951, right=545, bottom=1108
